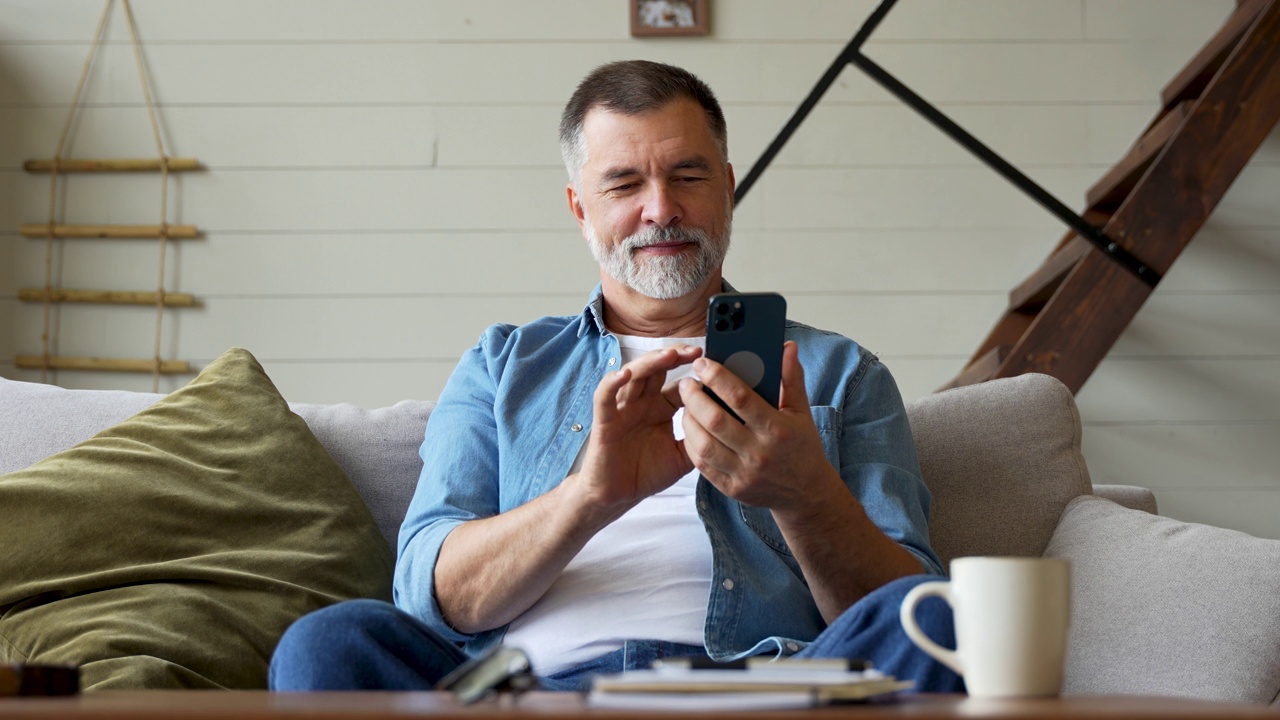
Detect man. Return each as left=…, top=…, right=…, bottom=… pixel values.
left=270, top=60, right=960, bottom=693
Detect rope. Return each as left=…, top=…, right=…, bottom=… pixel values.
left=121, top=0, right=170, bottom=391
left=41, top=0, right=115, bottom=384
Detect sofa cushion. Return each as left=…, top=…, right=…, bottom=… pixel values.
left=0, top=348, right=394, bottom=689
left=0, top=375, right=431, bottom=551
left=905, top=373, right=1092, bottom=569
left=1044, top=495, right=1280, bottom=704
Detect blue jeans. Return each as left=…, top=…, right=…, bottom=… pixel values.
left=269, top=575, right=963, bottom=693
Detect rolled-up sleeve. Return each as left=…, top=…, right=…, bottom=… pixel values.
left=839, top=355, right=943, bottom=577
left=394, top=328, right=507, bottom=641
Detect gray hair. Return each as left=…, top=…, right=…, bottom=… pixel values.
left=559, top=60, right=728, bottom=186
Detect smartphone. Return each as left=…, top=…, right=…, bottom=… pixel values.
left=704, top=292, right=787, bottom=414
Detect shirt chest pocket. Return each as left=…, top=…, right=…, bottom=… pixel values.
left=738, top=405, right=841, bottom=558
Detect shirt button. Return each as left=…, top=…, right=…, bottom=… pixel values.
left=722, top=578, right=734, bottom=591
left=607, top=357, right=617, bottom=366
left=571, top=423, right=583, bottom=432
left=786, top=642, right=799, bottom=652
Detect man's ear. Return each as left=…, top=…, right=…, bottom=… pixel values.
left=726, top=162, right=736, bottom=208
left=566, top=183, right=587, bottom=233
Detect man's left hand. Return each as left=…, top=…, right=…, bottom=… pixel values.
left=675, top=340, right=922, bottom=621
left=675, top=340, right=842, bottom=512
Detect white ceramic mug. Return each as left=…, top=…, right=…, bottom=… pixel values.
left=900, top=556, right=1071, bottom=698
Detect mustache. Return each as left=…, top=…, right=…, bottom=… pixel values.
left=622, top=225, right=710, bottom=252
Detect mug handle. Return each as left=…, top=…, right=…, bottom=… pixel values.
left=899, top=581, right=963, bottom=676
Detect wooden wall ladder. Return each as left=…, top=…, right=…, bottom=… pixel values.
left=14, top=0, right=202, bottom=390
left=945, top=0, right=1280, bottom=393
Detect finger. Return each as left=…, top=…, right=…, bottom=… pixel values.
left=692, top=357, right=774, bottom=429
left=777, top=341, right=812, bottom=412
left=679, top=376, right=753, bottom=453
left=620, top=345, right=699, bottom=385
left=642, top=360, right=669, bottom=398
left=593, top=367, right=632, bottom=424
left=616, top=345, right=701, bottom=408
left=661, top=377, right=688, bottom=411
left=679, top=391, right=742, bottom=481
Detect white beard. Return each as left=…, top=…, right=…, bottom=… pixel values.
left=586, top=211, right=731, bottom=300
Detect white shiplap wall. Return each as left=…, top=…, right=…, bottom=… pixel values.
left=0, top=0, right=1276, bottom=539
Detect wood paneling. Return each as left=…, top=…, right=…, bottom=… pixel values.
left=0, top=1, right=1085, bottom=44
left=0, top=42, right=1216, bottom=107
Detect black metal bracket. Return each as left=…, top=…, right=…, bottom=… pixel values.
left=733, top=0, right=1161, bottom=288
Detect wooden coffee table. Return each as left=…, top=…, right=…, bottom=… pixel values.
left=0, top=692, right=1274, bottom=720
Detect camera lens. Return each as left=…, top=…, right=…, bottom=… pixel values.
left=714, top=319, right=730, bottom=332
left=716, top=303, right=730, bottom=315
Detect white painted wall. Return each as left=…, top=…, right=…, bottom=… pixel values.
left=1, top=1, right=1275, bottom=538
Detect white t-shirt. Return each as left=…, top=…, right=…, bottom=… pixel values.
left=502, top=334, right=714, bottom=676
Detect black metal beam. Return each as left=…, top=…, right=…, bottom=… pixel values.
left=732, top=43, right=858, bottom=204
left=733, top=0, right=1161, bottom=288
left=847, top=52, right=1160, bottom=287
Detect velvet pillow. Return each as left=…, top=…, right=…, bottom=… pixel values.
left=0, top=348, right=394, bottom=689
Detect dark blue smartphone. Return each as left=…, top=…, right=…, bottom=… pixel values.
left=703, top=292, right=787, bottom=416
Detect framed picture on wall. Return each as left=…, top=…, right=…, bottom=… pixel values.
left=630, top=0, right=709, bottom=37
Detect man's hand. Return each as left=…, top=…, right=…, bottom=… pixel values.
left=435, top=344, right=702, bottom=634
left=677, top=341, right=837, bottom=512
left=569, top=344, right=703, bottom=522
left=678, top=341, right=922, bottom=622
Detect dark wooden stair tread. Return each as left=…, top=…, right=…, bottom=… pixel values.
left=941, top=345, right=1009, bottom=393
left=1008, top=237, right=1091, bottom=313
left=1160, top=0, right=1269, bottom=109
left=1086, top=101, right=1191, bottom=212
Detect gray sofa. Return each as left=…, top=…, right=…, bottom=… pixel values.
left=1, top=370, right=1277, bottom=703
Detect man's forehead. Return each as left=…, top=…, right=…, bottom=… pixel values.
left=581, top=98, right=708, bottom=132
left=580, top=100, right=719, bottom=168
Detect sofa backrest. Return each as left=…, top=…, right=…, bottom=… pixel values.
left=2, top=371, right=1093, bottom=565
left=906, top=372, right=1093, bottom=570
left=0, top=378, right=431, bottom=551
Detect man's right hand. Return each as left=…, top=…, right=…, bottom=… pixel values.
left=433, top=344, right=700, bottom=634
left=566, top=344, right=701, bottom=525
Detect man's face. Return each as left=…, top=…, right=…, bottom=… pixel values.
left=568, top=99, right=735, bottom=300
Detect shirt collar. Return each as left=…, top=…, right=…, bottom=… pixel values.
left=576, top=279, right=739, bottom=339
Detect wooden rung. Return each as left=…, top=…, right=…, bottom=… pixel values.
left=1160, top=0, right=1268, bottom=108
left=19, top=224, right=200, bottom=240
left=939, top=345, right=1009, bottom=392
left=15, top=355, right=191, bottom=374
left=1086, top=101, right=1192, bottom=211
left=1009, top=237, right=1091, bottom=313
left=18, top=289, right=197, bottom=307
left=22, top=157, right=201, bottom=173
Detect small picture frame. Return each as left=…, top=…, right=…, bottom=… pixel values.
left=630, top=0, right=710, bottom=37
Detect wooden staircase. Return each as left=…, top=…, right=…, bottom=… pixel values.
left=945, top=0, right=1280, bottom=394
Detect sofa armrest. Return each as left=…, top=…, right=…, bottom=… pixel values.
left=1092, top=484, right=1157, bottom=514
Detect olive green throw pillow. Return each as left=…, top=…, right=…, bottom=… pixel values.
left=0, top=348, right=394, bottom=689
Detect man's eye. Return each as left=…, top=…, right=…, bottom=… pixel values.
left=610, top=183, right=636, bottom=192
left=677, top=176, right=706, bottom=183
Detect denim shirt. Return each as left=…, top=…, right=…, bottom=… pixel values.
left=395, top=283, right=942, bottom=662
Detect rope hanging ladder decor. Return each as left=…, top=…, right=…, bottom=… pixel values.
left=22, top=0, right=200, bottom=391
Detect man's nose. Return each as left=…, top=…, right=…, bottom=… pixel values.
left=640, top=185, right=682, bottom=227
